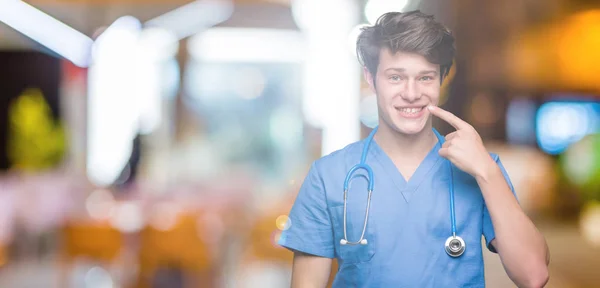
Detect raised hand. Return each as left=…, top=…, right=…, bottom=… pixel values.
left=427, top=105, right=495, bottom=178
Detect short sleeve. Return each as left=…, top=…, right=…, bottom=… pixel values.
left=278, top=163, right=334, bottom=258
left=482, top=155, right=518, bottom=253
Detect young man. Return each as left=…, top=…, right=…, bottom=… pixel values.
left=278, top=10, right=550, bottom=288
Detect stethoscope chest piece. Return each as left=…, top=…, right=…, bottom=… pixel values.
left=445, top=235, right=466, bottom=257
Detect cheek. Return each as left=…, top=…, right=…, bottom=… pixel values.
left=420, top=84, right=440, bottom=101
left=374, top=86, right=395, bottom=104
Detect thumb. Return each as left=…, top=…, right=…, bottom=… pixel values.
left=438, top=147, right=450, bottom=159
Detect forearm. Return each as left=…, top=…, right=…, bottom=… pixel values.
left=476, top=161, right=549, bottom=288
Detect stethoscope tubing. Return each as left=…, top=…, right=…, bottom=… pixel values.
left=340, top=126, right=465, bottom=257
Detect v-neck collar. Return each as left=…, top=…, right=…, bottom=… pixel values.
left=370, top=128, right=445, bottom=203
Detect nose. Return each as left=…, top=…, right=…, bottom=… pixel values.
left=400, top=79, right=421, bottom=102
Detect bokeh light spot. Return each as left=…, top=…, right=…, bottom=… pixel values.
left=271, top=230, right=283, bottom=248
left=276, top=215, right=291, bottom=231
left=580, top=201, right=600, bottom=247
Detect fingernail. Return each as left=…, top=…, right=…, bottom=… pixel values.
left=427, top=105, right=434, bottom=111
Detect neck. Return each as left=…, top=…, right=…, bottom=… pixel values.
left=373, top=121, right=438, bottom=162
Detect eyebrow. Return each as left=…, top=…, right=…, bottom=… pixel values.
left=384, top=68, right=438, bottom=75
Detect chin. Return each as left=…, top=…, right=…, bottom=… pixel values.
left=386, top=115, right=429, bottom=136
left=392, top=123, right=428, bottom=135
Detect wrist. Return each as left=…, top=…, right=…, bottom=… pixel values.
left=474, top=156, right=498, bottom=183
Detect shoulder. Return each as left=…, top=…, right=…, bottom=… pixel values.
left=311, top=140, right=365, bottom=175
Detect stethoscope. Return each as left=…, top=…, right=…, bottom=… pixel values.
left=339, top=126, right=466, bottom=258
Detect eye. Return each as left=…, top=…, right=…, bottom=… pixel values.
left=389, top=75, right=401, bottom=82
left=419, top=76, right=434, bottom=82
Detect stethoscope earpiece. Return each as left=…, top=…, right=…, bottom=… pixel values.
left=445, top=235, right=466, bottom=257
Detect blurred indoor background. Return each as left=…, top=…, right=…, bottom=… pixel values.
left=0, top=0, right=599, bottom=287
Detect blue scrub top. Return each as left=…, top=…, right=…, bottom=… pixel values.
left=278, top=128, right=518, bottom=287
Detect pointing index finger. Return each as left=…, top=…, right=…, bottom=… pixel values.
left=427, top=105, right=470, bottom=130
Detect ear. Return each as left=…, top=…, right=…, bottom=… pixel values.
left=363, top=67, right=376, bottom=93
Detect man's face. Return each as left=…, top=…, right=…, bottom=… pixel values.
left=366, top=49, right=441, bottom=135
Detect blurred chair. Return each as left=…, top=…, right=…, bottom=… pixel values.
left=135, top=211, right=214, bottom=288
left=60, top=220, right=124, bottom=287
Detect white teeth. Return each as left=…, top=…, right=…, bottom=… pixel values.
left=398, top=107, right=423, bottom=113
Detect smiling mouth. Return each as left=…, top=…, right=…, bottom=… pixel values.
left=396, top=106, right=426, bottom=113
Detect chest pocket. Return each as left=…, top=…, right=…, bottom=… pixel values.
left=330, top=205, right=376, bottom=264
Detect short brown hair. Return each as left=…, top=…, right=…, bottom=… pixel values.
left=356, top=10, right=455, bottom=83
